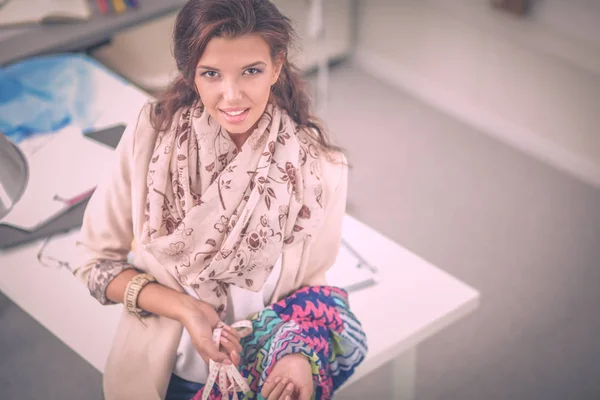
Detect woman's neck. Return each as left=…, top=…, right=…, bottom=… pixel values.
left=229, top=120, right=260, bottom=150
left=229, top=131, right=251, bottom=151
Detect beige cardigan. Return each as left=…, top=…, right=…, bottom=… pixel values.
left=74, top=104, right=348, bottom=400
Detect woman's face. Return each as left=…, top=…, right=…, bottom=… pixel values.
left=194, top=34, right=282, bottom=141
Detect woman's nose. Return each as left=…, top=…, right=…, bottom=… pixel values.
left=223, top=79, right=243, bottom=103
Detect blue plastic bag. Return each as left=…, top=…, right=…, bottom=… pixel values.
left=0, top=54, right=102, bottom=143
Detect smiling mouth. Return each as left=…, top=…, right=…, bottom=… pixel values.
left=219, top=108, right=250, bottom=124
left=221, top=109, right=248, bottom=116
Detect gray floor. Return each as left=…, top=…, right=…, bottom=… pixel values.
left=2, top=62, right=600, bottom=400
left=323, top=64, right=600, bottom=400
left=0, top=291, right=103, bottom=399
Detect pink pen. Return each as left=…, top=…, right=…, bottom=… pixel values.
left=53, top=188, right=96, bottom=207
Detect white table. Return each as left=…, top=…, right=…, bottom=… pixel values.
left=0, top=57, right=480, bottom=399
left=337, top=216, right=479, bottom=399
left=0, top=214, right=479, bottom=399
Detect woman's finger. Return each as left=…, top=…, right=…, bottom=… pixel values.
left=277, top=381, right=295, bottom=400
left=197, top=339, right=230, bottom=364
left=267, top=377, right=289, bottom=400
left=222, top=326, right=244, bottom=352
left=219, top=337, right=241, bottom=366
left=219, top=336, right=236, bottom=354
left=230, top=350, right=241, bottom=367
left=298, top=382, right=313, bottom=400
left=261, top=376, right=281, bottom=398
left=221, top=330, right=243, bottom=353
left=223, top=325, right=242, bottom=341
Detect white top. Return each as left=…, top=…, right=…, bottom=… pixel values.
left=173, top=256, right=282, bottom=383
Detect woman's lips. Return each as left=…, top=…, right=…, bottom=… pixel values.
left=220, top=108, right=250, bottom=124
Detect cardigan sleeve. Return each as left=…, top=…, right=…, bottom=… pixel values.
left=301, top=152, right=349, bottom=286
left=73, top=105, right=147, bottom=305
left=230, top=286, right=367, bottom=400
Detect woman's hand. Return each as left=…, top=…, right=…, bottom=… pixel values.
left=177, top=295, right=242, bottom=366
left=218, top=324, right=243, bottom=366
left=261, top=353, right=314, bottom=400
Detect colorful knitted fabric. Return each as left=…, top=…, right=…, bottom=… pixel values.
left=192, top=285, right=368, bottom=400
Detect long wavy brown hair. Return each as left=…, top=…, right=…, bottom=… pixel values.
left=150, top=0, right=340, bottom=154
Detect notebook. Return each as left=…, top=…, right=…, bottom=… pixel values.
left=0, top=0, right=92, bottom=27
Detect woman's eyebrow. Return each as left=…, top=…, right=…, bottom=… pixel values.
left=196, top=64, right=218, bottom=71
left=242, top=61, right=266, bottom=69
left=196, top=61, right=267, bottom=70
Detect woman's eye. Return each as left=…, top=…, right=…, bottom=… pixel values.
left=202, top=71, right=219, bottom=78
left=244, top=68, right=262, bottom=75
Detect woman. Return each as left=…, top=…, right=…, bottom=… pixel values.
left=75, top=1, right=363, bottom=399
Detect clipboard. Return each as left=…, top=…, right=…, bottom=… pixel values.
left=0, top=124, right=125, bottom=250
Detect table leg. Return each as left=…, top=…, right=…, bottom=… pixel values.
left=336, top=348, right=417, bottom=399
left=390, top=347, right=417, bottom=400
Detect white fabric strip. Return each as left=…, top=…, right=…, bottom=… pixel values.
left=202, top=320, right=253, bottom=400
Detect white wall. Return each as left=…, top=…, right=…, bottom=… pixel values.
left=533, top=0, right=600, bottom=49
left=353, top=0, right=600, bottom=187
left=275, top=0, right=353, bottom=71
left=92, top=0, right=353, bottom=93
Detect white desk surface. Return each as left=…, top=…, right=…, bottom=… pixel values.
left=0, top=59, right=480, bottom=377
left=340, top=216, right=479, bottom=384
left=0, top=214, right=480, bottom=375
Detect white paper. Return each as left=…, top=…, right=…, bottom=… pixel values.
left=1, top=126, right=115, bottom=231
left=327, top=240, right=378, bottom=292
left=18, top=132, right=59, bottom=157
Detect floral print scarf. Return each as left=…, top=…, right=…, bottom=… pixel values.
left=142, top=103, right=323, bottom=316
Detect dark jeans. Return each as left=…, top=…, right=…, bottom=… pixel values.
left=165, top=374, right=204, bottom=400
